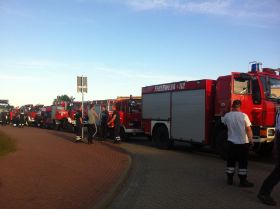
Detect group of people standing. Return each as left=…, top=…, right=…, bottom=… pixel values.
left=222, top=100, right=280, bottom=206
left=74, top=104, right=121, bottom=144
left=1, top=110, right=26, bottom=128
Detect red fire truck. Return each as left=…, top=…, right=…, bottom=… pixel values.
left=92, top=96, right=143, bottom=139
left=25, top=104, right=44, bottom=126
left=39, top=106, right=52, bottom=129
left=50, top=103, right=70, bottom=130
left=142, top=62, right=280, bottom=157
left=20, top=104, right=33, bottom=125
left=113, top=96, right=143, bottom=139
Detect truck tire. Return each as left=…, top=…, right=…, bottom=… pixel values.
left=153, top=125, right=173, bottom=149
left=215, top=130, right=228, bottom=159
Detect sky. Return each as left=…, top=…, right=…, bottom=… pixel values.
left=0, top=0, right=280, bottom=106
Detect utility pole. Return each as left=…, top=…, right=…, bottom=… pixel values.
left=77, top=76, right=88, bottom=139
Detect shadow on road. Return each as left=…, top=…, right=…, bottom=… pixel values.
left=124, top=136, right=274, bottom=164
left=47, top=130, right=77, bottom=143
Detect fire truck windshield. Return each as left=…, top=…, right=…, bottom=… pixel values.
left=128, top=100, right=141, bottom=113
left=261, top=77, right=280, bottom=100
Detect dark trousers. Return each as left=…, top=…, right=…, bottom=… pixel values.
left=100, top=122, right=107, bottom=139
left=87, top=124, right=96, bottom=142
left=1, top=118, right=6, bottom=126
left=259, top=133, right=280, bottom=195
left=76, top=124, right=82, bottom=137
left=114, top=125, right=120, bottom=140
left=226, top=141, right=250, bottom=178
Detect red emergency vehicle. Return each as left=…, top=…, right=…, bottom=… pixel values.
left=114, top=96, right=143, bottom=139
left=27, top=104, right=44, bottom=126
left=92, top=96, right=143, bottom=139
left=142, top=62, right=279, bottom=157
left=54, top=103, right=70, bottom=129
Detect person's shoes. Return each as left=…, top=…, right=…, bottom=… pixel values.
left=258, top=194, right=277, bottom=206
left=239, top=180, right=254, bottom=188
left=113, top=140, right=121, bottom=144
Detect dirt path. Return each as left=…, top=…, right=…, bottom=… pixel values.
left=0, top=126, right=129, bottom=209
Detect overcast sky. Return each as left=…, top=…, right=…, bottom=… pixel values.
left=0, top=0, right=280, bottom=106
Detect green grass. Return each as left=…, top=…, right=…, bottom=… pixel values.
left=0, top=131, right=16, bottom=156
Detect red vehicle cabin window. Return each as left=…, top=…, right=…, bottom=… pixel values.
left=234, top=77, right=251, bottom=95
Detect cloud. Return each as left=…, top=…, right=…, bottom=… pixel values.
left=94, top=66, right=196, bottom=84
left=31, top=60, right=193, bottom=84
left=175, top=0, right=232, bottom=15
left=125, top=0, right=170, bottom=10
left=125, top=0, right=232, bottom=15
left=111, top=0, right=280, bottom=25
left=0, top=59, right=192, bottom=85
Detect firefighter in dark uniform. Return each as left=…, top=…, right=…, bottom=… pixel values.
left=258, top=110, right=280, bottom=206
left=75, top=105, right=83, bottom=142
left=222, top=100, right=254, bottom=187
left=19, top=111, right=25, bottom=128
left=100, top=105, right=109, bottom=139
left=107, top=104, right=121, bottom=143
left=1, top=112, right=7, bottom=126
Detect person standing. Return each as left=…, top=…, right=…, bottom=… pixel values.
left=87, top=104, right=98, bottom=144
left=222, top=100, right=254, bottom=187
left=75, top=105, right=83, bottom=142
left=258, top=111, right=280, bottom=206
left=107, top=104, right=121, bottom=143
left=19, top=111, right=25, bottom=128
left=100, top=105, right=109, bottom=139
left=1, top=112, right=7, bottom=126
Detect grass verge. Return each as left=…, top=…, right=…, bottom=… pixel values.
left=0, top=131, right=16, bottom=157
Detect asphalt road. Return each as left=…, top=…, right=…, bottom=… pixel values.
left=0, top=126, right=129, bottom=209
left=108, top=138, right=280, bottom=209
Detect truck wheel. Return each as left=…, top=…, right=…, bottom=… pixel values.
left=153, top=125, right=173, bottom=149
left=215, top=130, right=228, bottom=159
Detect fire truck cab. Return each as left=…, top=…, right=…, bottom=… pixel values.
left=51, top=102, right=69, bottom=130
left=114, top=96, right=143, bottom=139
left=92, top=96, right=143, bottom=139
left=215, top=63, right=280, bottom=155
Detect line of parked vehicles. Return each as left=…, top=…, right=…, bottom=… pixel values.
left=0, top=97, right=143, bottom=140
left=1, top=62, right=280, bottom=158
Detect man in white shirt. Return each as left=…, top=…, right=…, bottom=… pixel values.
left=87, top=104, right=99, bottom=144
left=222, top=100, right=254, bottom=187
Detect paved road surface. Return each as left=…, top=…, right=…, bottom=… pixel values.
left=108, top=138, right=280, bottom=209
left=0, top=126, right=129, bottom=209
